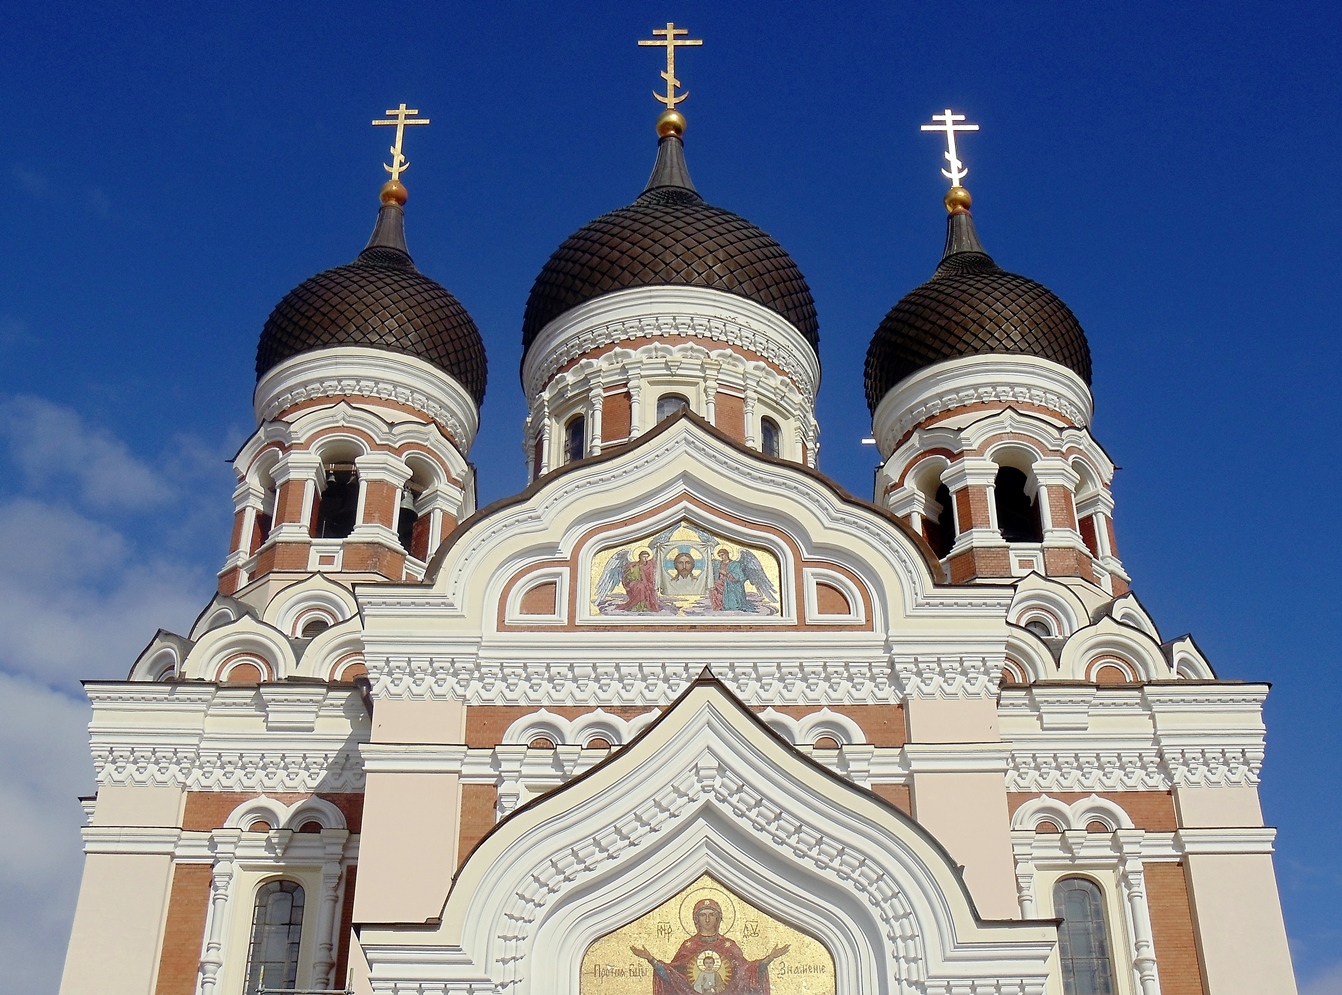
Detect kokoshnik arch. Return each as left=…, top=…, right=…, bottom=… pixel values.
left=59, top=23, right=1297, bottom=995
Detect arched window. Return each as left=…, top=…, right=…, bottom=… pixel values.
left=1024, top=617, right=1054, bottom=638
left=926, top=482, right=957, bottom=558
left=564, top=414, right=586, bottom=463
left=244, top=880, right=305, bottom=994
left=1053, top=878, right=1116, bottom=995
left=314, top=464, right=358, bottom=539
left=994, top=466, right=1043, bottom=543
left=760, top=417, right=781, bottom=457
left=656, top=393, right=690, bottom=422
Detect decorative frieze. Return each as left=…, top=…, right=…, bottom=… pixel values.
left=91, top=744, right=365, bottom=791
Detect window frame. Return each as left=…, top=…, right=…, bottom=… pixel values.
left=242, top=878, right=308, bottom=995
left=760, top=416, right=782, bottom=458
left=1052, top=874, right=1120, bottom=995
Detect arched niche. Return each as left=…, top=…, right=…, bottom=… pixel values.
left=357, top=682, right=1056, bottom=995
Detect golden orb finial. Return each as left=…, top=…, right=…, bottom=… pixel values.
left=944, top=185, right=972, bottom=214
left=656, top=109, right=686, bottom=138
left=380, top=180, right=408, bottom=206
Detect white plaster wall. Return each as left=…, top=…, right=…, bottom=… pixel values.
left=356, top=698, right=466, bottom=924
left=1184, top=852, right=1297, bottom=995
left=92, top=784, right=184, bottom=827
left=909, top=771, right=1019, bottom=919
left=906, top=697, right=1000, bottom=743
left=372, top=697, right=464, bottom=745
left=355, top=771, right=461, bottom=924
left=1174, top=786, right=1263, bottom=828
left=59, top=853, right=174, bottom=995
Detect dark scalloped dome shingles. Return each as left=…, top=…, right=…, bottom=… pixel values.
left=864, top=246, right=1091, bottom=413
left=521, top=155, right=818, bottom=354
left=257, top=240, right=488, bottom=406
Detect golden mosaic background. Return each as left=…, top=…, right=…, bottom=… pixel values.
left=580, top=875, right=835, bottom=995
left=589, top=522, right=783, bottom=617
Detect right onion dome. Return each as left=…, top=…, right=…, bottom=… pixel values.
left=865, top=185, right=1128, bottom=594
left=864, top=185, right=1091, bottom=413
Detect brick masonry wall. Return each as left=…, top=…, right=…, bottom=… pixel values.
left=871, top=783, right=912, bottom=816
left=1145, top=862, right=1208, bottom=995
left=1006, top=791, right=1177, bottom=831
left=153, top=863, right=213, bottom=995
left=182, top=791, right=364, bottom=832
left=334, top=867, right=358, bottom=986
left=464, top=704, right=906, bottom=748
left=458, top=783, right=498, bottom=869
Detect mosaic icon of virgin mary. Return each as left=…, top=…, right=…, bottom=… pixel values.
left=631, top=899, right=788, bottom=995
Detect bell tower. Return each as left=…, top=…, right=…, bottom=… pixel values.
left=865, top=112, right=1128, bottom=593
left=218, top=109, right=488, bottom=600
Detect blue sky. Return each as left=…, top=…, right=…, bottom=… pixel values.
left=1, top=3, right=1339, bottom=992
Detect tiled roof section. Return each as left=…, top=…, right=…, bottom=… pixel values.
left=864, top=249, right=1091, bottom=413
left=256, top=244, right=488, bottom=405
left=521, top=155, right=819, bottom=354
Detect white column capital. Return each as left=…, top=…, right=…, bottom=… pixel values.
left=1032, top=457, right=1081, bottom=489
left=354, top=452, right=414, bottom=486
left=941, top=457, right=999, bottom=491
left=272, top=451, right=323, bottom=485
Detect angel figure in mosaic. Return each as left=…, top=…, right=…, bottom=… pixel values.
left=709, top=549, right=777, bottom=613
left=595, top=549, right=663, bottom=613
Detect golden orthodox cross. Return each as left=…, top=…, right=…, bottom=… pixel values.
left=372, top=103, right=431, bottom=183
left=638, top=22, right=703, bottom=110
left=921, top=109, right=979, bottom=188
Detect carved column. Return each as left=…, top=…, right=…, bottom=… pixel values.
left=538, top=397, right=553, bottom=474
left=197, top=831, right=241, bottom=995
left=628, top=377, right=643, bottom=439
left=311, top=830, right=350, bottom=988
left=1011, top=838, right=1038, bottom=918
left=743, top=386, right=758, bottom=449
left=588, top=386, right=604, bottom=456
left=1116, top=831, right=1161, bottom=995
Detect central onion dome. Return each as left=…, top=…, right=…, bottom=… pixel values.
left=257, top=183, right=488, bottom=405
left=864, top=187, right=1090, bottom=413
left=521, top=115, right=818, bottom=357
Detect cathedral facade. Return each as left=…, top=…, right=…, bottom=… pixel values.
left=58, top=94, right=1297, bottom=995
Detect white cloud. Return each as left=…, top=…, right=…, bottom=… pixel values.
left=1303, top=964, right=1342, bottom=995
left=0, top=396, right=171, bottom=510
left=0, top=674, right=91, bottom=995
left=0, top=398, right=222, bottom=993
left=0, top=499, right=208, bottom=687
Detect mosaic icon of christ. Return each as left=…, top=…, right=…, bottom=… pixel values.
left=662, top=549, right=708, bottom=596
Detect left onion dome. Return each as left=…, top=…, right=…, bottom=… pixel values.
left=256, top=182, right=488, bottom=405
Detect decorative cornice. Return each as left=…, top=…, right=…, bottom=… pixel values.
left=1006, top=748, right=1169, bottom=792
left=90, top=742, right=366, bottom=791
left=1160, top=744, right=1263, bottom=787
left=255, top=346, right=479, bottom=450
left=893, top=653, right=1002, bottom=699
left=1175, top=827, right=1277, bottom=855
left=872, top=354, right=1093, bottom=457
left=522, top=286, right=821, bottom=403
left=369, top=656, right=901, bottom=705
